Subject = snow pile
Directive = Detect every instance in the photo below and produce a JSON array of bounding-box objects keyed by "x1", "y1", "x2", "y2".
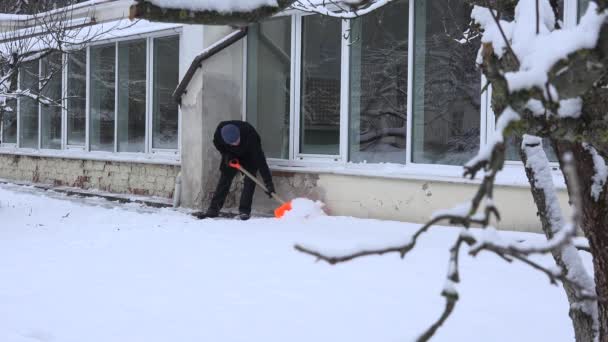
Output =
[
  {"x1": 282, "y1": 198, "x2": 326, "y2": 219},
  {"x1": 146, "y1": 0, "x2": 278, "y2": 13}
]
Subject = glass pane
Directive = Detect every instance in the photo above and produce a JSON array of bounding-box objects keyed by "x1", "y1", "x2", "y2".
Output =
[
  {"x1": 505, "y1": 136, "x2": 558, "y2": 162},
  {"x1": 300, "y1": 15, "x2": 341, "y2": 155},
  {"x1": 40, "y1": 52, "x2": 63, "y2": 150},
  {"x1": 67, "y1": 50, "x2": 86, "y2": 146},
  {"x1": 152, "y1": 36, "x2": 179, "y2": 150},
  {"x1": 19, "y1": 60, "x2": 40, "y2": 149},
  {"x1": 349, "y1": 0, "x2": 408, "y2": 164},
  {"x1": 247, "y1": 17, "x2": 291, "y2": 159},
  {"x1": 117, "y1": 39, "x2": 147, "y2": 153},
  {"x1": 1, "y1": 99, "x2": 17, "y2": 144},
  {"x1": 412, "y1": 0, "x2": 481, "y2": 165},
  {"x1": 578, "y1": 0, "x2": 590, "y2": 20},
  {"x1": 90, "y1": 44, "x2": 116, "y2": 152}
]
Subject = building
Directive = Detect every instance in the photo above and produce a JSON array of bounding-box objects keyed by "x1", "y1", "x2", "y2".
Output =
[{"x1": 0, "y1": 0, "x2": 591, "y2": 231}]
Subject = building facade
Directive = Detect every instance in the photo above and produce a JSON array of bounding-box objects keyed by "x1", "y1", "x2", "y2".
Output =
[{"x1": 0, "y1": 0, "x2": 592, "y2": 231}]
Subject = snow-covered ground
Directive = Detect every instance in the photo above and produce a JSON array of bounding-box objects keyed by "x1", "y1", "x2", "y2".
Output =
[{"x1": 0, "y1": 183, "x2": 591, "y2": 342}]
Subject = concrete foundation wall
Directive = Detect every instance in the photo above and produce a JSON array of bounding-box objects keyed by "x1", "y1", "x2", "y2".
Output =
[
  {"x1": 0, "y1": 154, "x2": 180, "y2": 198},
  {"x1": 240, "y1": 170, "x2": 570, "y2": 233}
]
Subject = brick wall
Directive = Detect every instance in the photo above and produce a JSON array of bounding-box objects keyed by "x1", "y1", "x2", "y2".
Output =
[{"x1": 0, "y1": 154, "x2": 180, "y2": 198}]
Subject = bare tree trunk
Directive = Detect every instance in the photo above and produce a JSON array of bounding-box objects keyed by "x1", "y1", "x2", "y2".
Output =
[
  {"x1": 554, "y1": 140, "x2": 608, "y2": 342},
  {"x1": 521, "y1": 138, "x2": 598, "y2": 342}
]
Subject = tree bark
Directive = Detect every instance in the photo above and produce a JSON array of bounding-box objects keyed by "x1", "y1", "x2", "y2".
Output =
[
  {"x1": 521, "y1": 138, "x2": 598, "y2": 342},
  {"x1": 555, "y1": 140, "x2": 608, "y2": 342}
]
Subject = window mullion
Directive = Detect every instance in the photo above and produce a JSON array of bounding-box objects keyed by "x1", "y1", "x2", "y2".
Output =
[
  {"x1": 16, "y1": 69, "x2": 21, "y2": 147},
  {"x1": 405, "y1": 0, "x2": 415, "y2": 165},
  {"x1": 293, "y1": 14, "x2": 302, "y2": 160},
  {"x1": 480, "y1": 74, "x2": 489, "y2": 149},
  {"x1": 339, "y1": 19, "x2": 350, "y2": 163},
  {"x1": 85, "y1": 46, "x2": 90, "y2": 152},
  {"x1": 146, "y1": 37, "x2": 152, "y2": 154},
  {"x1": 114, "y1": 42, "x2": 118, "y2": 154},
  {"x1": 38, "y1": 59, "x2": 42, "y2": 150},
  {"x1": 61, "y1": 53, "x2": 66, "y2": 149}
]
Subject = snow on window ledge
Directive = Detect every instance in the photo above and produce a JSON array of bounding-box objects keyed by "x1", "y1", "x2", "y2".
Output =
[
  {"x1": 268, "y1": 159, "x2": 566, "y2": 189},
  {"x1": 0, "y1": 147, "x2": 180, "y2": 166}
]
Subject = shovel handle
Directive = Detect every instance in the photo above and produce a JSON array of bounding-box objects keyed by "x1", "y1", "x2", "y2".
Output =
[{"x1": 228, "y1": 159, "x2": 285, "y2": 204}]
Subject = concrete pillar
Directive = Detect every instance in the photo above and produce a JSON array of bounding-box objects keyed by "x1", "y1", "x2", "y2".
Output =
[{"x1": 179, "y1": 25, "x2": 245, "y2": 210}]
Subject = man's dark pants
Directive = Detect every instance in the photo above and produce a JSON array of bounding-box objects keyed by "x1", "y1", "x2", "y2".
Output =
[{"x1": 207, "y1": 163, "x2": 258, "y2": 215}]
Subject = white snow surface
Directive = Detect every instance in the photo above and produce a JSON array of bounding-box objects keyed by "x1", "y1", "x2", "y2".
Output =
[
  {"x1": 0, "y1": 183, "x2": 593, "y2": 342},
  {"x1": 145, "y1": 0, "x2": 278, "y2": 13},
  {"x1": 282, "y1": 198, "x2": 326, "y2": 219}
]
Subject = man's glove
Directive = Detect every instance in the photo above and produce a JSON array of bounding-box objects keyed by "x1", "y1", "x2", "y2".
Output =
[{"x1": 264, "y1": 182, "x2": 275, "y2": 198}]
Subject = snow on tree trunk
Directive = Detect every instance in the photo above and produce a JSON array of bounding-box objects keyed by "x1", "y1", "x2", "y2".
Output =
[
  {"x1": 520, "y1": 136, "x2": 598, "y2": 342},
  {"x1": 554, "y1": 141, "x2": 608, "y2": 341}
]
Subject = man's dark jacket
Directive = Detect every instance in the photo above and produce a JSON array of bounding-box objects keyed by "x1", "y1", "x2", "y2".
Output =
[{"x1": 213, "y1": 120, "x2": 273, "y2": 187}]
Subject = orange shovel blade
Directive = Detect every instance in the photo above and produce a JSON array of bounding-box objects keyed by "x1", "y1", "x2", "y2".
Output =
[{"x1": 274, "y1": 202, "x2": 292, "y2": 218}]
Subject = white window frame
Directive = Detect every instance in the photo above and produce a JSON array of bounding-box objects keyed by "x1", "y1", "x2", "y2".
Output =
[{"x1": 0, "y1": 28, "x2": 182, "y2": 165}]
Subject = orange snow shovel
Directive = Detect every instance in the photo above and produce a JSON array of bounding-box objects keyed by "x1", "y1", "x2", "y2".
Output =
[{"x1": 228, "y1": 159, "x2": 292, "y2": 218}]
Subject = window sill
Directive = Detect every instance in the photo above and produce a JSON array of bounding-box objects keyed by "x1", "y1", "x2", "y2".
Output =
[
  {"x1": 268, "y1": 160, "x2": 566, "y2": 189},
  {"x1": 0, "y1": 147, "x2": 181, "y2": 166}
]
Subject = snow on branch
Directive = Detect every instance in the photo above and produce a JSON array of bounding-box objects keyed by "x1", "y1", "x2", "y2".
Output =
[
  {"x1": 464, "y1": 106, "x2": 520, "y2": 178},
  {"x1": 583, "y1": 143, "x2": 608, "y2": 202},
  {"x1": 290, "y1": 0, "x2": 396, "y2": 18},
  {"x1": 505, "y1": 2, "x2": 608, "y2": 94}
]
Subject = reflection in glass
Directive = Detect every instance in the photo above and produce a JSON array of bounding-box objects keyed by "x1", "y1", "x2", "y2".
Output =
[
  {"x1": 117, "y1": 40, "x2": 147, "y2": 153},
  {"x1": 300, "y1": 15, "x2": 341, "y2": 155},
  {"x1": 505, "y1": 136, "x2": 558, "y2": 162},
  {"x1": 2, "y1": 98, "x2": 17, "y2": 144},
  {"x1": 67, "y1": 51, "x2": 86, "y2": 146},
  {"x1": 349, "y1": 0, "x2": 408, "y2": 163},
  {"x1": 19, "y1": 60, "x2": 40, "y2": 149},
  {"x1": 90, "y1": 44, "x2": 116, "y2": 152},
  {"x1": 579, "y1": 0, "x2": 590, "y2": 20},
  {"x1": 41, "y1": 52, "x2": 63, "y2": 150},
  {"x1": 152, "y1": 36, "x2": 179, "y2": 150},
  {"x1": 412, "y1": 0, "x2": 481, "y2": 165},
  {"x1": 247, "y1": 17, "x2": 291, "y2": 159}
]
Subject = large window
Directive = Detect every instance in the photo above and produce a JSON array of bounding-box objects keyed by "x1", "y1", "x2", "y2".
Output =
[
  {"x1": 40, "y1": 53, "x2": 63, "y2": 150},
  {"x1": 117, "y1": 39, "x2": 147, "y2": 153},
  {"x1": 245, "y1": 1, "x2": 488, "y2": 167},
  {"x1": 1, "y1": 99, "x2": 17, "y2": 145},
  {"x1": 1, "y1": 32, "x2": 181, "y2": 159},
  {"x1": 19, "y1": 60, "x2": 40, "y2": 149},
  {"x1": 90, "y1": 43, "x2": 116, "y2": 152},
  {"x1": 299, "y1": 15, "x2": 342, "y2": 156},
  {"x1": 67, "y1": 51, "x2": 87, "y2": 146},
  {"x1": 349, "y1": 0, "x2": 409, "y2": 163},
  {"x1": 246, "y1": 17, "x2": 292, "y2": 159},
  {"x1": 152, "y1": 36, "x2": 180, "y2": 150},
  {"x1": 412, "y1": 0, "x2": 481, "y2": 165}
]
